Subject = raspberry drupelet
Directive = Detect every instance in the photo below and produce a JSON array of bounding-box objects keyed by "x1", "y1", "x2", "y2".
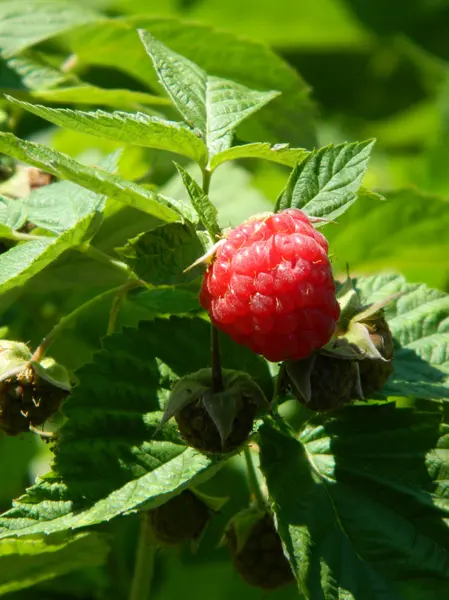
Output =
[{"x1": 200, "y1": 209, "x2": 340, "y2": 363}]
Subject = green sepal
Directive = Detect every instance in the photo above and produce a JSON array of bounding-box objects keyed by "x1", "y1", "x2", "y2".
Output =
[
  {"x1": 0, "y1": 340, "x2": 31, "y2": 381},
  {"x1": 284, "y1": 356, "x2": 316, "y2": 404},
  {"x1": 160, "y1": 368, "x2": 268, "y2": 445},
  {"x1": 31, "y1": 357, "x2": 71, "y2": 391},
  {"x1": 224, "y1": 507, "x2": 266, "y2": 553}
]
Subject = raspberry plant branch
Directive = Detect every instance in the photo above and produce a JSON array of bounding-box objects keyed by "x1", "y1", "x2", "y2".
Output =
[
  {"x1": 107, "y1": 279, "x2": 146, "y2": 335},
  {"x1": 31, "y1": 282, "x2": 144, "y2": 362},
  {"x1": 129, "y1": 512, "x2": 156, "y2": 600},
  {"x1": 79, "y1": 244, "x2": 138, "y2": 279}
]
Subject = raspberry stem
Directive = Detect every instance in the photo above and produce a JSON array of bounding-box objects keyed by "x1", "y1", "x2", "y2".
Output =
[
  {"x1": 32, "y1": 280, "x2": 146, "y2": 362},
  {"x1": 211, "y1": 326, "x2": 224, "y2": 392},
  {"x1": 202, "y1": 168, "x2": 211, "y2": 196},
  {"x1": 129, "y1": 512, "x2": 156, "y2": 600},
  {"x1": 244, "y1": 445, "x2": 266, "y2": 510}
]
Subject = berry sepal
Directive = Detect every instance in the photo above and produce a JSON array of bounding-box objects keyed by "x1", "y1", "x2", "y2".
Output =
[{"x1": 160, "y1": 368, "x2": 268, "y2": 454}]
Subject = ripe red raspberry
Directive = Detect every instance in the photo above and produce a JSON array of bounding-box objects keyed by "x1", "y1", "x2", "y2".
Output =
[{"x1": 200, "y1": 209, "x2": 340, "y2": 363}]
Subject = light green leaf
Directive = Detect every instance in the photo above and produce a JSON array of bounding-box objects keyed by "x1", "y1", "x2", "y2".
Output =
[
  {"x1": 0, "y1": 132, "x2": 180, "y2": 222},
  {"x1": 138, "y1": 30, "x2": 279, "y2": 159},
  {"x1": 65, "y1": 17, "x2": 315, "y2": 146},
  {"x1": 0, "y1": 212, "x2": 100, "y2": 296},
  {"x1": 0, "y1": 194, "x2": 27, "y2": 230},
  {"x1": 33, "y1": 84, "x2": 170, "y2": 108},
  {"x1": 22, "y1": 150, "x2": 120, "y2": 234},
  {"x1": 0, "y1": 0, "x2": 99, "y2": 58},
  {"x1": 210, "y1": 142, "x2": 309, "y2": 170},
  {"x1": 259, "y1": 408, "x2": 449, "y2": 599},
  {"x1": 327, "y1": 188, "x2": 449, "y2": 290},
  {"x1": 175, "y1": 164, "x2": 221, "y2": 240},
  {"x1": 0, "y1": 54, "x2": 67, "y2": 92},
  {"x1": 117, "y1": 222, "x2": 205, "y2": 286},
  {"x1": 354, "y1": 274, "x2": 449, "y2": 400},
  {"x1": 8, "y1": 97, "x2": 208, "y2": 165},
  {"x1": 275, "y1": 140, "x2": 375, "y2": 222},
  {"x1": 0, "y1": 533, "x2": 109, "y2": 595}
]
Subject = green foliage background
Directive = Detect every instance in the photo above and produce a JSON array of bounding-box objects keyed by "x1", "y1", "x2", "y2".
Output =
[{"x1": 0, "y1": 1, "x2": 449, "y2": 599}]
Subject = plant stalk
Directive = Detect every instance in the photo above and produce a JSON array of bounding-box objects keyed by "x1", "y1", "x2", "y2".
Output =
[
  {"x1": 211, "y1": 326, "x2": 224, "y2": 392},
  {"x1": 129, "y1": 512, "x2": 156, "y2": 600},
  {"x1": 202, "y1": 168, "x2": 212, "y2": 196},
  {"x1": 31, "y1": 282, "x2": 142, "y2": 362},
  {"x1": 244, "y1": 445, "x2": 266, "y2": 510}
]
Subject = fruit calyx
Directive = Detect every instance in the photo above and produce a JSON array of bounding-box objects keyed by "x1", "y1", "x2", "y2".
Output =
[{"x1": 160, "y1": 368, "x2": 268, "y2": 454}]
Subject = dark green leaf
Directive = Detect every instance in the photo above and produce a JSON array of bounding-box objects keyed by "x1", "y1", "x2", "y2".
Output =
[
  {"x1": 0, "y1": 533, "x2": 109, "y2": 595},
  {"x1": 354, "y1": 274, "x2": 449, "y2": 400},
  {"x1": 0, "y1": 323, "x2": 225, "y2": 538},
  {"x1": 259, "y1": 407, "x2": 449, "y2": 599},
  {"x1": 117, "y1": 222, "x2": 205, "y2": 286}
]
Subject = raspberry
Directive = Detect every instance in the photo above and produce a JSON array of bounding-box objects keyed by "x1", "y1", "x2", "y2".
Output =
[
  {"x1": 200, "y1": 209, "x2": 339, "y2": 362},
  {"x1": 149, "y1": 490, "x2": 210, "y2": 544},
  {"x1": 0, "y1": 369, "x2": 67, "y2": 436},
  {"x1": 175, "y1": 394, "x2": 258, "y2": 454},
  {"x1": 285, "y1": 353, "x2": 360, "y2": 412},
  {"x1": 226, "y1": 512, "x2": 294, "y2": 590}
]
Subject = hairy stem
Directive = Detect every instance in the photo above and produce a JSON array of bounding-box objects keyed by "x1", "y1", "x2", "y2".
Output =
[
  {"x1": 211, "y1": 325, "x2": 223, "y2": 393},
  {"x1": 31, "y1": 283, "x2": 134, "y2": 362},
  {"x1": 80, "y1": 244, "x2": 137, "y2": 279},
  {"x1": 129, "y1": 512, "x2": 156, "y2": 600},
  {"x1": 107, "y1": 279, "x2": 145, "y2": 335},
  {"x1": 244, "y1": 445, "x2": 266, "y2": 510}
]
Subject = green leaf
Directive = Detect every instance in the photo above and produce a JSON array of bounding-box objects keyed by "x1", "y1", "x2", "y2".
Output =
[
  {"x1": 32, "y1": 83, "x2": 171, "y2": 108},
  {"x1": 275, "y1": 140, "x2": 375, "y2": 221},
  {"x1": 209, "y1": 142, "x2": 309, "y2": 170},
  {"x1": 117, "y1": 222, "x2": 205, "y2": 286},
  {"x1": 0, "y1": 212, "x2": 100, "y2": 297},
  {"x1": 326, "y1": 188, "x2": 449, "y2": 290},
  {"x1": 0, "y1": 322, "x2": 230, "y2": 538},
  {"x1": 259, "y1": 407, "x2": 449, "y2": 599},
  {"x1": 66, "y1": 17, "x2": 315, "y2": 147},
  {"x1": 354, "y1": 274, "x2": 449, "y2": 400},
  {"x1": 0, "y1": 533, "x2": 109, "y2": 595},
  {"x1": 0, "y1": 132, "x2": 180, "y2": 222},
  {"x1": 8, "y1": 98, "x2": 208, "y2": 165},
  {"x1": 175, "y1": 164, "x2": 221, "y2": 240},
  {"x1": 0, "y1": 0, "x2": 99, "y2": 58},
  {"x1": 0, "y1": 194, "x2": 27, "y2": 230},
  {"x1": 138, "y1": 30, "x2": 279, "y2": 159},
  {"x1": 0, "y1": 54, "x2": 67, "y2": 92},
  {"x1": 22, "y1": 150, "x2": 121, "y2": 234}
]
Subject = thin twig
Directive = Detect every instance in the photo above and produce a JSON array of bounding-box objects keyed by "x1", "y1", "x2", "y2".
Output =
[{"x1": 129, "y1": 512, "x2": 156, "y2": 600}]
